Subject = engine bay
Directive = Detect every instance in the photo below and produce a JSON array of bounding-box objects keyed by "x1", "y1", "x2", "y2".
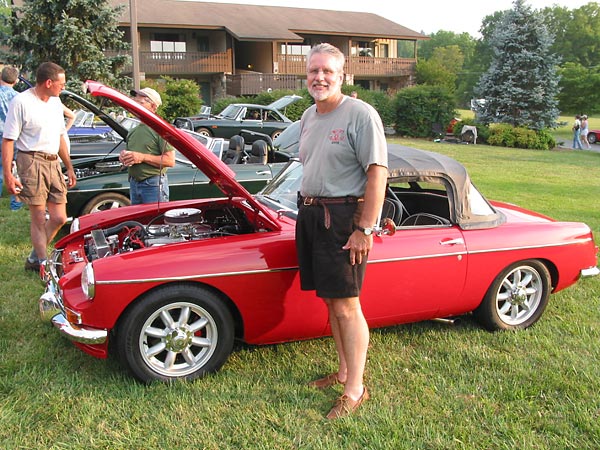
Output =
[{"x1": 84, "y1": 206, "x2": 254, "y2": 261}]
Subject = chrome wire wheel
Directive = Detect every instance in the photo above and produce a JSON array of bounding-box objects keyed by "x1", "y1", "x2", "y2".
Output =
[
  {"x1": 139, "y1": 301, "x2": 218, "y2": 378},
  {"x1": 474, "y1": 260, "x2": 551, "y2": 331},
  {"x1": 494, "y1": 266, "x2": 544, "y2": 326}
]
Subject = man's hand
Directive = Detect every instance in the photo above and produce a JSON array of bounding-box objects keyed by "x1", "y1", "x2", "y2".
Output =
[
  {"x1": 119, "y1": 149, "x2": 143, "y2": 167},
  {"x1": 343, "y1": 231, "x2": 373, "y2": 265},
  {"x1": 66, "y1": 168, "x2": 77, "y2": 188}
]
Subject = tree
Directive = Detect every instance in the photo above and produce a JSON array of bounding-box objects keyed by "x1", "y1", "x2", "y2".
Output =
[
  {"x1": 143, "y1": 77, "x2": 203, "y2": 122},
  {"x1": 475, "y1": 0, "x2": 560, "y2": 129},
  {"x1": 0, "y1": 0, "x2": 130, "y2": 91},
  {"x1": 557, "y1": 62, "x2": 600, "y2": 114}
]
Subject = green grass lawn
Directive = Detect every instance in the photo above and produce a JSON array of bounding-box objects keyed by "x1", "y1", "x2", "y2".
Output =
[{"x1": 1, "y1": 142, "x2": 599, "y2": 449}]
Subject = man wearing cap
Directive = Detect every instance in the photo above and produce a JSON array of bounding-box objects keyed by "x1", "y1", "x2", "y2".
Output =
[{"x1": 119, "y1": 87, "x2": 175, "y2": 204}]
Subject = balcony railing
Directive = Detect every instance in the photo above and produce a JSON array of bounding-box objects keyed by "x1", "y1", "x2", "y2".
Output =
[
  {"x1": 225, "y1": 73, "x2": 299, "y2": 96},
  {"x1": 109, "y1": 50, "x2": 233, "y2": 75},
  {"x1": 275, "y1": 54, "x2": 416, "y2": 77}
]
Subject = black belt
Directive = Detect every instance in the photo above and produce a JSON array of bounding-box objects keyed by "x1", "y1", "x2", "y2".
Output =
[
  {"x1": 24, "y1": 151, "x2": 59, "y2": 161},
  {"x1": 299, "y1": 195, "x2": 363, "y2": 228}
]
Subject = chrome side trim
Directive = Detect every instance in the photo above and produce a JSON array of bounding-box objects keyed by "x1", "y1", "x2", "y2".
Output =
[
  {"x1": 93, "y1": 238, "x2": 595, "y2": 285},
  {"x1": 51, "y1": 313, "x2": 108, "y2": 345}
]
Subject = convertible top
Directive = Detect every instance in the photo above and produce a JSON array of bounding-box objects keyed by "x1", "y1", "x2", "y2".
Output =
[{"x1": 386, "y1": 146, "x2": 505, "y2": 230}]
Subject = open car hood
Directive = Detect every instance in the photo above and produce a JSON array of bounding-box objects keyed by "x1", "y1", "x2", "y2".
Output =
[{"x1": 85, "y1": 80, "x2": 280, "y2": 230}]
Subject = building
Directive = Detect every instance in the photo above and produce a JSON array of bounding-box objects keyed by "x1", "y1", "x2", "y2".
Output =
[{"x1": 112, "y1": 0, "x2": 427, "y2": 103}]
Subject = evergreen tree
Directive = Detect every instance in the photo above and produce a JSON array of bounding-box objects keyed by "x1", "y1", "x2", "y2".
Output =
[
  {"x1": 475, "y1": 0, "x2": 560, "y2": 129},
  {"x1": 0, "y1": 0, "x2": 130, "y2": 91}
]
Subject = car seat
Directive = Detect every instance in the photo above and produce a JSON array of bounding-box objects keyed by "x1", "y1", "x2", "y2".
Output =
[{"x1": 223, "y1": 135, "x2": 244, "y2": 164}]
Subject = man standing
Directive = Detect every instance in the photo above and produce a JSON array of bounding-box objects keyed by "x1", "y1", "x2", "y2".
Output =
[
  {"x1": 296, "y1": 43, "x2": 388, "y2": 419},
  {"x1": 1, "y1": 62, "x2": 76, "y2": 272},
  {"x1": 119, "y1": 88, "x2": 175, "y2": 205},
  {"x1": 0, "y1": 66, "x2": 20, "y2": 208}
]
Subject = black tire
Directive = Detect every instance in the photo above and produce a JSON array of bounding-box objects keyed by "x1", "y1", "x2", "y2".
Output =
[
  {"x1": 271, "y1": 130, "x2": 282, "y2": 140},
  {"x1": 81, "y1": 192, "x2": 130, "y2": 215},
  {"x1": 196, "y1": 127, "x2": 212, "y2": 138},
  {"x1": 473, "y1": 260, "x2": 551, "y2": 331},
  {"x1": 588, "y1": 133, "x2": 597, "y2": 145},
  {"x1": 115, "y1": 284, "x2": 235, "y2": 383}
]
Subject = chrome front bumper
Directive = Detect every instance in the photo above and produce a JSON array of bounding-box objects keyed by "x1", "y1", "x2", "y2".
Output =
[
  {"x1": 39, "y1": 255, "x2": 107, "y2": 345},
  {"x1": 581, "y1": 266, "x2": 600, "y2": 278}
]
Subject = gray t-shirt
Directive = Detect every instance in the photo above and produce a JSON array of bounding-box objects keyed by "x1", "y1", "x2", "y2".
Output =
[{"x1": 299, "y1": 96, "x2": 388, "y2": 198}]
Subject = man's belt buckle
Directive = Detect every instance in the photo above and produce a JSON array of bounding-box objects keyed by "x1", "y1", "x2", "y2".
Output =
[{"x1": 303, "y1": 196, "x2": 315, "y2": 206}]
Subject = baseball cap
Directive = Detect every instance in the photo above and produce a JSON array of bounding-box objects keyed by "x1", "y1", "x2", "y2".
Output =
[{"x1": 130, "y1": 87, "x2": 162, "y2": 107}]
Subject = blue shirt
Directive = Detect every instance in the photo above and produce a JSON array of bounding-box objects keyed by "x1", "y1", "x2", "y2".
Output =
[{"x1": 0, "y1": 85, "x2": 18, "y2": 135}]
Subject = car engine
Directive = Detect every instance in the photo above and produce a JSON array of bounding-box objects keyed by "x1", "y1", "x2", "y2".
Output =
[{"x1": 84, "y1": 207, "x2": 252, "y2": 261}]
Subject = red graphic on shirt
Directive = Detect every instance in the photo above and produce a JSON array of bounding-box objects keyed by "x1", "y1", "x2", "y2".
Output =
[{"x1": 329, "y1": 129, "x2": 346, "y2": 144}]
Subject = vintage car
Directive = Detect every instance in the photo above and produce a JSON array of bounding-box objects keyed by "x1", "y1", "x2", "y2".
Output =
[
  {"x1": 39, "y1": 81, "x2": 599, "y2": 383},
  {"x1": 67, "y1": 109, "x2": 113, "y2": 143},
  {"x1": 174, "y1": 94, "x2": 302, "y2": 141},
  {"x1": 63, "y1": 92, "x2": 294, "y2": 218}
]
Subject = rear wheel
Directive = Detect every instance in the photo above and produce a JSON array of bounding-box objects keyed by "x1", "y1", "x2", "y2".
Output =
[
  {"x1": 115, "y1": 284, "x2": 235, "y2": 383},
  {"x1": 271, "y1": 130, "x2": 282, "y2": 140},
  {"x1": 588, "y1": 133, "x2": 597, "y2": 144},
  {"x1": 473, "y1": 260, "x2": 551, "y2": 331},
  {"x1": 81, "y1": 192, "x2": 130, "y2": 215},
  {"x1": 196, "y1": 127, "x2": 212, "y2": 138}
]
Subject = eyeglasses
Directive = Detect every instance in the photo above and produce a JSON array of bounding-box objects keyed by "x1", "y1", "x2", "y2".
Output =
[{"x1": 135, "y1": 95, "x2": 156, "y2": 107}]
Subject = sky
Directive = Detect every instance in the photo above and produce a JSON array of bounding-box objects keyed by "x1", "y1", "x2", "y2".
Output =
[{"x1": 189, "y1": 0, "x2": 591, "y2": 37}]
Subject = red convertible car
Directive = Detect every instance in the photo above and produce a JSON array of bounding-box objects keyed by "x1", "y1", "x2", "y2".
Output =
[{"x1": 39, "y1": 82, "x2": 599, "y2": 383}]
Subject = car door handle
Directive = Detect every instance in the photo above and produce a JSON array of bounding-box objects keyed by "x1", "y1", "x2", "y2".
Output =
[
  {"x1": 256, "y1": 170, "x2": 270, "y2": 175},
  {"x1": 440, "y1": 238, "x2": 464, "y2": 246}
]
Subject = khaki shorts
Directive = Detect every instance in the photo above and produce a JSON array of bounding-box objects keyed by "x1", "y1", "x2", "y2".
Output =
[{"x1": 16, "y1": 151, "x2": 67, "y2": 205}]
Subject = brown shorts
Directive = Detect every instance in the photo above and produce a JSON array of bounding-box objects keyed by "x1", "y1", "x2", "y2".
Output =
[
  {"x1": 295, "y1": 200, "x2": 366, "y2": 299},
  {"x1": 16, "y1": 151, "x2": 67, "y2": 205}
]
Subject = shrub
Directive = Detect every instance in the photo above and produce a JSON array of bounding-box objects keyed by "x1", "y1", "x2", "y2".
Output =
[
  {"x1": 452, "y1": 117, "x2": 491, "y2": 144},
  {"x1": 392, "y1": 85, "x2": 455, "y2": 138},
  {"x1": 141, "y1": 77, "x2": 202, "y2": 122},
  {"x1": 487, "y1": 124, "x2": 556, "y2": 150}
]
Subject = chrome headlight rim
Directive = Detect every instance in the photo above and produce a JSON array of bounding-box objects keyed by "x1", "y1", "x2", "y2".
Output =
[{"x1": 81, "y1": 262, "x2": 95, "y2": 300}]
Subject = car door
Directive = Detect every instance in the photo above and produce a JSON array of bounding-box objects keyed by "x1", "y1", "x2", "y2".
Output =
[{"x1": 361, "y1": 225, "x2": 468, "y2": 325}]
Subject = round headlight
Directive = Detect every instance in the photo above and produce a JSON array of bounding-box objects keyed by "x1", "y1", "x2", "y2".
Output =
[{"x1": 81, "y1": 262, "x2": 95, "y2": 300}]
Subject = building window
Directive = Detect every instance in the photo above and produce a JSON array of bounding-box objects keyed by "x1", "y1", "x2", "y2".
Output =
[
  {"x1": 197, "y1": 36, "x2": 209, "y2": 52},
  {"x1": 151, "y1": 33, "x2": 186, "y2": 53},
  {"x1": 378, "y1": 43, "x2": 389, "y2": 58},
  {"x1": 352, "y1": 41, "x2": 374, "y2": 57},
  {"x1": 280, "y1": 44, "x2": 311, "y2": 55}
]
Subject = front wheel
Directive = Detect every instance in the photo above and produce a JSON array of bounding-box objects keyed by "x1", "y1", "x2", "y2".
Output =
[
  {"x1": 271, "y1": 130, "x2": 282, "y2": 140},
  {"x1": 473, "y1": 260, "x2": 551, "y2": 331},
  {"x1": 588, "y1": 133, "x2": 597, "y2": 144},
  {"x1": 115, "y1": 284, "x2": 235, "y2": 383},
  {"x1": 81, "y1": 192, "x2": 130, "y2": 215}
]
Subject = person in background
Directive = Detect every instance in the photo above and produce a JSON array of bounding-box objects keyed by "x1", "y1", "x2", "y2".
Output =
[
  {"x1": 572, "y1": 114, "x2": 583, "y2": 150},
  {"x1": 0, "y1": 66, "x2": 20, "y2": 209},
  {"x1": 350, "y1": 90, "x2": 358, "y2": 98},
  {"x1": 119, "y1": 87, "x2": 175, "y2": 205},
  {"x1": 1, "y1": 62, "x2": 77, "y2": 272},
  {"x1": 580, "y1": 114, "x2": 591, "y2": 150},
  {"x1": 296, "y1": 43, "x2": 388, "y2": 419},
  {"x1": 62, "y1": 103, "x2": 75, "y2": 153}
]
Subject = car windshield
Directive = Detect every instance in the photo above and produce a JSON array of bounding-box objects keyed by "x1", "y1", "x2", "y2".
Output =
[
  {"x1": 256, "y1": 160, "x2": 302, "y2": 214},
  {"x1": 217, "y1": 104, "x2": 243, "y2": 120}
]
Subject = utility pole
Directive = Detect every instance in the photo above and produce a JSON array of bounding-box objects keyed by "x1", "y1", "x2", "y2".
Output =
[{"x1": 130, "y1": 0, "x2": 140, "y2": 89}]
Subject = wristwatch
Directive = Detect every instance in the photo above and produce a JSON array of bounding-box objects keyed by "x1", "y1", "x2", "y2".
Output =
[{"x1": 356, "y1": 225, "x2": 373, "y2": 236}]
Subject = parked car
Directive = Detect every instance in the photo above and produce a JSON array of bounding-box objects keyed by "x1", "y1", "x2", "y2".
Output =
[
  {"x1": 39, "y1": 81, "x2": 599, "y2": 383},
  {"x1": 174, "y1": 95, "x2": 302, "y2": 141},
  {"x1": 68, "y1": 109, "x2": 114, "y2": 143},
  {"x1": 587, "y1": 129, "x2": 599, "y2": 145}
]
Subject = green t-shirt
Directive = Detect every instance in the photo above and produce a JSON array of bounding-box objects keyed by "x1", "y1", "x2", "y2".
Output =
[{"x1": 126, "y1": 123, "x2": 174, "y2": 181}]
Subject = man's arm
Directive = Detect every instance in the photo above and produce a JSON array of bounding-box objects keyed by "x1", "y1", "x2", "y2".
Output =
[
  {"x1": 343, "y1": 163, "x2": 388, "y2": 265},
  {"x1": 58, "y1": 134, "x2": 76, "y2": 188},
  {"x1": 1, "y1": 138, "x2": 21, "y2": 194},
  {"x1": 119, "y1": 149, "x2": 176, "y2": 168}
]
